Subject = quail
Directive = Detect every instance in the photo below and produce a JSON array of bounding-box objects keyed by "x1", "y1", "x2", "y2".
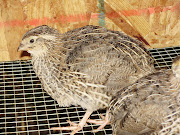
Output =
[
  {"x1": 109, "y1": 56, "x2": 180, "y2": 135},
  {"x1": 18, "y1": 25, "x2": 155, "y2": 134}
]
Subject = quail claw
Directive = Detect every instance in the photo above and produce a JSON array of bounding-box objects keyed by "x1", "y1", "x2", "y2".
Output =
[
  {"x1": 51, "y1": 120, "x2": 87, "y2": 135},
  {"x1": 87, "y1": 111, "x2": 110, "y2": 132},
  {"x1": 51, "y1": 110, "x2": 93, "y2": 135}
]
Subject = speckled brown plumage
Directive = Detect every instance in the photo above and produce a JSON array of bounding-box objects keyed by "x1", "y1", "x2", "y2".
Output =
[
  {"x1": 18, "y1": 25, "x2": 155, "y2": 134},
  {"x1": 109, "y1": 56, "x2": 180, "y2": 135}
]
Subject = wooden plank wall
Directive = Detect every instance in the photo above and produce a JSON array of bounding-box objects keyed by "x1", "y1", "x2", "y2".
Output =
[{"x1": 0, "y1": 0, "x2": 179, "y2": 61}]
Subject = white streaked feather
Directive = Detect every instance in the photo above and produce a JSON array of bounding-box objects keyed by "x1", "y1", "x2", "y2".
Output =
[
  {"x1": 39, "y1": 34, "x2": 57, "y2": 40},
  {"x1": 85, "y1": 83, "x2": 106, "y2": 88}
]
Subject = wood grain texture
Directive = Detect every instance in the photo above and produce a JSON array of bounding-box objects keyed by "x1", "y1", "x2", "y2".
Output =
[
  {"x1": 0, "y1": 0, "x2": 26, "y2": 61},
  {"x1": 0, "y1": 0, "x2": 179, "y2": 61},
  {"x1": 105, "y1": 0, "x2": 152, "y2": 39},
  {"x1": 105, "y1": 0, "x2": 180, "y2": 48}
]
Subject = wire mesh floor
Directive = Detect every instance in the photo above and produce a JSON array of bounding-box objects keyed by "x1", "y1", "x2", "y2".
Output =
[{"x1": 0, "y1": 46, "x2": 180, "y2": 135}]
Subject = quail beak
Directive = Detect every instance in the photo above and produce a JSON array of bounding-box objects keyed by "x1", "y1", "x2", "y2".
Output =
[{"x1": 17, "y1": 43, "x2": 25, "y2": 52}]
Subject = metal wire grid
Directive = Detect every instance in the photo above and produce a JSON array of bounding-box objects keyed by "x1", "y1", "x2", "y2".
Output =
[
  {"x1": 149, "y1": 46, "x2": 180, "y2": 69},
  {"x1": 0, "y1": 46, "x2": 179, "y2": 135}
]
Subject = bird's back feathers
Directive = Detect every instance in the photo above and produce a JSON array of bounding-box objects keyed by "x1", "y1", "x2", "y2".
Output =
[{"x1": 109, "y1": 56, "x2": 180, "y2": 135}]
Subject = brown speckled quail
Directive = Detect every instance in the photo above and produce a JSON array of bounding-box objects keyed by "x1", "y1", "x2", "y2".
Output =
[
  {"x1": 18, "y1": 25, "x2": 155, "y2": 134},
  {"x1": 109, "y1": 56, "x2": 180, "y2": 135}
]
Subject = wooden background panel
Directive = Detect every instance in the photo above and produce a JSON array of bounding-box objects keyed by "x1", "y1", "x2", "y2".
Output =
[
  {"x1": 105, "y1": 0, "x2": 180, "y2": 48},
  {"x1": 0, "y1": 0, "x2": 179, "y2": 61},
  {"x1": 0, "y1": 0, "x2": 26, "y2": 61},
  {"x1": 0, "y1": 19, "x2": 10, "y2": 61},
  {"x1": 22, "y1": 0, "x2": 91, "y2": 33}
]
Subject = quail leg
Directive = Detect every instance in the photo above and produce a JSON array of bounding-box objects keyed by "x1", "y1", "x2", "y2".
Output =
[
  {"x1": 51, "y1": 110, "x2": 93, "y2": 135},
  {"x1": 87, "y1": 110, "x2": 110, "y2": 132}
]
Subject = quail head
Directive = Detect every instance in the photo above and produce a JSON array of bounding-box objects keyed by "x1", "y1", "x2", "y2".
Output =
[
  {"x1": 109, "y1": 56, "x2": 180, "y2": 135},
  {"x1": 18, "y1": 25, "x2": 155, "y2": 134}
]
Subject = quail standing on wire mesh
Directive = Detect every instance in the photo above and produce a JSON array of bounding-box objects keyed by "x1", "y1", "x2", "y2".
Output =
[
  {"x1": 109, "y1": 56, "x2": 180, "y2": 135},
  {"x1": 18, "y1": 25, "x2": 155, "y2": 134}
]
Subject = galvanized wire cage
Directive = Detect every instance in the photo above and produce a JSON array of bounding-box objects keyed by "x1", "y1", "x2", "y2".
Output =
[{"x1": 0, "y1": 46, "x2": 180, "y2": 135}]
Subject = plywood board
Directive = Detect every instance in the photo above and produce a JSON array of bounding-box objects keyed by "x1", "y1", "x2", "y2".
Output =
[{"x1": 0, "y1": 0, "x2": 179, "y2": 61}]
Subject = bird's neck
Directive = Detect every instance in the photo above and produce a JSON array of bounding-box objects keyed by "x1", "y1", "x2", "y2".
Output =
[{"x1": 31, "y1": 51, "x2": 67, "y2": 77}]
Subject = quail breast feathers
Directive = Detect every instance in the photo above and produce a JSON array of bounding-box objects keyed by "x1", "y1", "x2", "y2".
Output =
[{"x1": 18, "y1": 25, "x2": 155, "y2": 134}]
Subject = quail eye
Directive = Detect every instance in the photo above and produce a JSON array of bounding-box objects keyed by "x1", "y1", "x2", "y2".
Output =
[{"x1": 30, "y1": 39, "x2": 34, "y2": 43}]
